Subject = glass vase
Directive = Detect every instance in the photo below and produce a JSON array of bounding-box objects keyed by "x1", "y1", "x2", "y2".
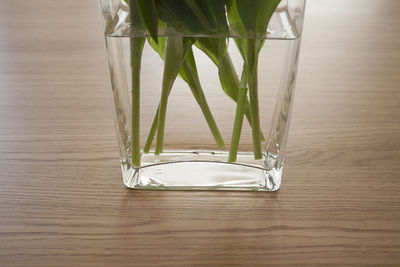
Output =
[{"x1": 99, "y1": 0, "x2": 306, "y2": 191}]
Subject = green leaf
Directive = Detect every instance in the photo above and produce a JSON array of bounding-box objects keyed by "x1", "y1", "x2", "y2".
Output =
[
  {"x1": 157, "y1": 0, "x2": 228, "y2": 36},
  {"x1": 195, "y1": 37, "x2": 227, "y2": 65},
  {"x1": 226, "y1": 0, "x2": 247, "y2": 37},
  {"x1": 135, "y1": 0, "x2": 159, "y2": 42},
  {"x1": 235, "y1": 0, "x2": 281, "y2": 38},
  {"x1": 184, "y1": 0, "x2": 213, "y2": 30},
  {"x1": 127, "y1": 0, "x2": 143, "y2": 28},
  {"x1": 201, "y1": 0, "x2": 229, "y2": 35},
  {"x1": 157, "y1": 0, "x2": 203, "y2": 33},
  {"x1": 148, "y1": 36, "x2": 166, "y2": 59}
]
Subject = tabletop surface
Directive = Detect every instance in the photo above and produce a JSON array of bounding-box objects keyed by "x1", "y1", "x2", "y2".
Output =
[{"x1": 1, "y1": 0, "x2": 400, "y2": 266}]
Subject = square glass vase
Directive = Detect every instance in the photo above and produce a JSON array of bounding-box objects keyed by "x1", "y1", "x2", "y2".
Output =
[{"x1": 99, "y1": 0, "x2": 306, "y2": 191}]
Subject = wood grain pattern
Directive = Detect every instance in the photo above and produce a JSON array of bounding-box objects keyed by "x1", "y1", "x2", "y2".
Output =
[{"x1": 1, "y1": 0, "x2": 400, "y2": 266}]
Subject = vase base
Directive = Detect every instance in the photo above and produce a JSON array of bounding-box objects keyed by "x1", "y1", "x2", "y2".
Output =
[{"x1": 121, "y1": 153, "x2": 282, "y2": 191}]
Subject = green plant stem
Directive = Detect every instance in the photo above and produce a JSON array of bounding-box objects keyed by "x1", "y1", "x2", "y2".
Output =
[
  {"x1": 143, "y1": 105, "x2": 159, "y2": 153},
  {"x1": 189, "y1": 85, "x2": 225, "y2": 147},
  {"x1": 181, "y1": 52, "x2": 225, "y2": 147},
  {"x1": 144, "y1": 74, "x2": 225, "y2": 152},
  {"x1": 246, "y1": 38, "x2": 262, "y2": 159},
  {"x1": 130, "y1": 37, "x2": 145, "y2": 166},
  {"x1": 143, "y1": 76, "x2": 226, "y2": 151},
  {"x1": 218, "y1": 51, "x2": 265, "y2": 142},
  {"x1": 228, "y1": 65, "x2": 248, "y2": 162},
  {"x1": 143, "y1": 41, "x2": 225, "y2": 152},
  {"x1": 155, "y1": 36, "x2": 193, "y2": 155}
]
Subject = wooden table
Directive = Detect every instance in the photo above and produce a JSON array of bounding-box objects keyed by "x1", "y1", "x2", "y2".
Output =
[{"x1": 1, "y1": 0, "x2": 399, "y2": 265}]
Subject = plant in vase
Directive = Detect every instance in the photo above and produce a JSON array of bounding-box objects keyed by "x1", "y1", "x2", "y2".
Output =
[
  {"x1": 127, "y1": 0, "x2": 281, "y2": 166},
  {"x1": 100, "y1": 0, "x2": 306, "y2": 190}
]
